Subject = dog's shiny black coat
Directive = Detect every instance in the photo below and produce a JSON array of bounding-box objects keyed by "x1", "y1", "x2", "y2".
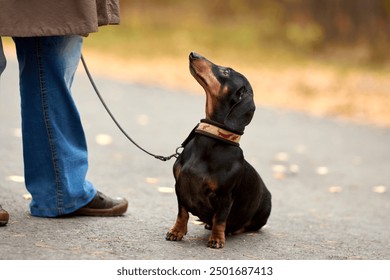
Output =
[{"x1": 166, "y1": 52, "x2": 271, "y2": 248}]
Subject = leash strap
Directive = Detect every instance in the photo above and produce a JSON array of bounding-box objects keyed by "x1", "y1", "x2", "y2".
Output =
[{"x1": 80, "y1": 54, "x2": 181, "y2": 161}]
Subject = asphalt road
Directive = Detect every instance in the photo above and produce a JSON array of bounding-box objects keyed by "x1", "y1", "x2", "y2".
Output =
[{"x1": 0, "y1": 57, "x2": 389, "y2": 260}]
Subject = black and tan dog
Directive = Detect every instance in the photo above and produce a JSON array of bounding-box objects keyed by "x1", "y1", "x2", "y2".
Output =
[{"x1": 166, "y1": 52, "x2": 271, "y2": 249}]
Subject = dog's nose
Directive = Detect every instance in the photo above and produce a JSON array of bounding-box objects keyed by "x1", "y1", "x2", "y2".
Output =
[{"x1": 189, "y1": 52, "x2": 202, "y2": 60}]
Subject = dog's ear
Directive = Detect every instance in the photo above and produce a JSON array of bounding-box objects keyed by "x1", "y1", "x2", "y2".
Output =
[{"x1": 224, "y1": 87, "x2": 255, "y2": 133}]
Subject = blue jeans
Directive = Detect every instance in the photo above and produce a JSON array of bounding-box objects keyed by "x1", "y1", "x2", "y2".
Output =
[
  {"x1": 0, "y1": 38, "x2": 6, "y2": 75},
  {"x1": 8, "y1": 36, "x2": 96, "y2": 217}
]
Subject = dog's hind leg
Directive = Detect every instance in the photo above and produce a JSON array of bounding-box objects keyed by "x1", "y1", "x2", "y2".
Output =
[
  {"x1": 166, "y1": 206, "x2": 189, "y2": 241},
  {"x1": 245, "y1": 190, "x2": 272, "y2": 232}
]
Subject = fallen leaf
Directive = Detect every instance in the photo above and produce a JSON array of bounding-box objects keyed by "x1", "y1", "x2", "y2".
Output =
[
  {"x1": 316, "y1": 166, "x2": 329, "y2": 175},
  {"x1": 272, "y1": 164, "x2": 287, "y2": 173},
  {"x1": 145, "y1": 177, "x2": 159, "y2": 184},
  {"x1": 372, "y1": 185, "x2": 387, "y2": 194},
  {"x1": 273, "y1": 172, "x2": 285, "y2": 180},
  {"x1": 13, "y1": 128, "x2": 22, "y2": 138},
  {"x1": 289, "y1": 164, "x2": 300, "y2": 174},
  {"x1": 95, "y1": 134, "x2": 113, "y2": 146},
  {"x1": 6, "y1": 175, "x2": 25, "y2": 183},
  {"x1": 328, "y1": 186, "x2": 342, "y2": 193},
  {"x1": 272, "y1": 164, "x2": 286, "y2": 180},
  {"x1": 275, "y1": 152, "x2": 289, "y2": 162},
  {"x1": 23, "y1": 193, "x2": 32, "y2": 200},
  {"x1": 137, "y1": 114, "x2": 149, "y2": 126},
  {"x1": 157, "y1": 187, "x2": 174, "y2": 193}
]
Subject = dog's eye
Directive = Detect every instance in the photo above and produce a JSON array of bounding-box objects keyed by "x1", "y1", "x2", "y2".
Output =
[
  {"x1": 222, "y1": 68, "x2": 231, "y2": 76},
  {"x1": 237, "y1": 87, "x2": 246, "y2": 100}
]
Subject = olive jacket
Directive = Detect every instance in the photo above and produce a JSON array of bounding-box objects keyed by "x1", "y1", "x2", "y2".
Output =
[{"x1": 0, "y1": 0, "x2": 120, "y2": 37}]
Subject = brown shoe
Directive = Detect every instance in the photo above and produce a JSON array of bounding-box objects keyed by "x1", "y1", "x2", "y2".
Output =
[
  {"x1": 0, "y1": 205, "x2": 9, "y2": 226},
  {"x1": 73, "y1": 191, "x2": 128, "y2": 216}
]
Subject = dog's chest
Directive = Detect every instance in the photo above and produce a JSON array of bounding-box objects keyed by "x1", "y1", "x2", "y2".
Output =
[
  {"x1": 174, "y1": 137, "x2": 244, "y2": 212},
  {"x1": 174, "y1": 156, "x2": 220, "y2": 216}
]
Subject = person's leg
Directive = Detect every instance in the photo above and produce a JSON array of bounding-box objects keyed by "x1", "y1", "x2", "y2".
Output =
[
  {"x1": 0, "y1": 37, "x2": 6, "y2": 75},
  {"x1": 13, "y1": 36, "x2": 96, "y2": 217},
  {"x1": 1, "y1": 38, "x2": 10, "y2": 226}
]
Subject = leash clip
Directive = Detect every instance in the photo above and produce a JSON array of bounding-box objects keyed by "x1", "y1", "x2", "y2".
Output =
[
  {"x1": 154, "y1": 146, "x2": 183, "y2": 162},
  {"x1": 175, "y1": 146, "x2": 184, "y2": 157}
]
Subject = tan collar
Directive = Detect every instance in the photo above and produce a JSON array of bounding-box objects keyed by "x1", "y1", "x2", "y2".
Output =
[{"x1": 195, "y1": 121, "x2": 241, "y2": 146}]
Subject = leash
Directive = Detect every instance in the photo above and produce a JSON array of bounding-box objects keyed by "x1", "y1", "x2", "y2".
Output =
[{"x1": 80, "y1": 54, "x2": 182, "y2": 161}]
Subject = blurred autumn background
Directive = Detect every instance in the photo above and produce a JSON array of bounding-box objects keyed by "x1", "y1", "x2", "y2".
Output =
[{"x1": 82, "y1": 0, "x2": 390, "y2": 126}]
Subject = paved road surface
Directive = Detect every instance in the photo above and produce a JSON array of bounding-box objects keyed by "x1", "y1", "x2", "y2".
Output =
[{"x1": 0, "y1": 57, "x2": 389, "y2": 260}]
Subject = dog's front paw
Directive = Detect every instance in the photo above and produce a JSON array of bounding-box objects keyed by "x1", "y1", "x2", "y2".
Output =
[
  {"x1": 208, "y1": 236, "x2": 225, "y2": 249},
  {"x1": 166, "y1": 228, "x2": 186, "y2": 241}
]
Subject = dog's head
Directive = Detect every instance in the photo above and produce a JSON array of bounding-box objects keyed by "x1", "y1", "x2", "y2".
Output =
[{"x1": 189, "y1": 52, "x2": 255, "y2": 133}]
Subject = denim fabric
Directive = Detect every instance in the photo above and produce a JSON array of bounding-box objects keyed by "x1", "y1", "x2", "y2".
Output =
[
  {"x1": 13, "y1": 36, "x2": 96, "y2": 217},
  {"x1": 0, "y1": 38, "x2": 6, "y2": 75}
]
